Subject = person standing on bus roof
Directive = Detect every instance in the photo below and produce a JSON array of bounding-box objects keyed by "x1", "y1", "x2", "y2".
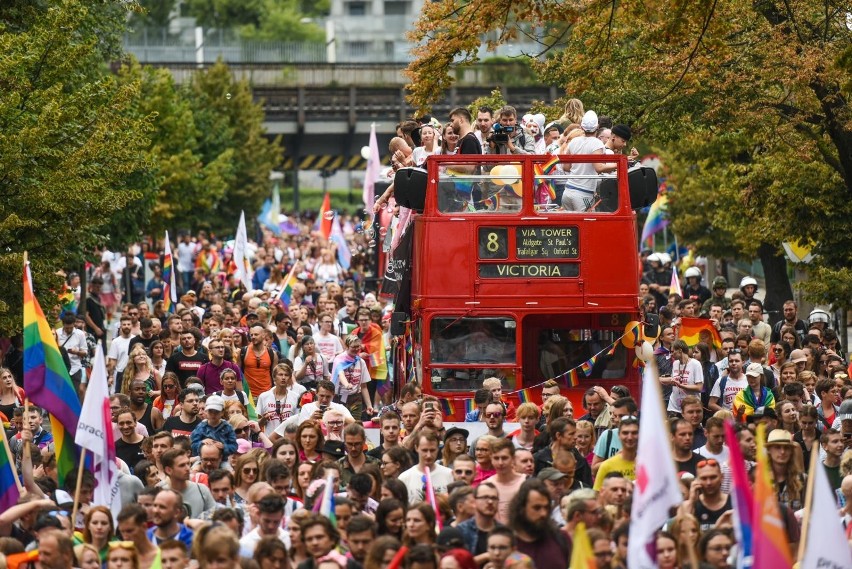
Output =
[{"x1": 448, "y1": 108, "x2": 482, "y2": 164}]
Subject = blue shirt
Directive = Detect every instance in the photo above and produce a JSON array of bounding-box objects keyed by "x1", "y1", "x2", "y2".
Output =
[{"x1": 147, "y1": 524, "x2": 194, "y2": 550}]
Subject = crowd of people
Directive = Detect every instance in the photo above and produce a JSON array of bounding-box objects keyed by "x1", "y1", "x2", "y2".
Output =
[{"x1": 0, "y1": 97, "x2": 851, "y2": 569}]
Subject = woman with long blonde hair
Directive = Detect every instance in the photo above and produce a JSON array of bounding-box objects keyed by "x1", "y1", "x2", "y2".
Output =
[
  {"x1": 121, "y1": 346, "x2": 159, "y2": 399},
  {"x1": 558, "y1": 98, "x2": 584, "y2": 126},
  {"x1": 0, "y1": 367, "x2": 25, "y2": 424}
]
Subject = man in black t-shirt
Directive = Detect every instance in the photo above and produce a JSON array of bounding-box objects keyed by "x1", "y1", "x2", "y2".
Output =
[
  {"x1": 166, "y1": 330, "x2": 208, "y2": 387},
  {"x1": 116, "y1": 409, "x2": 146, "y2": 473},
  {"x1": 671, "y1": 418, "x2": 706, "y2": 476},
  {"x1": 440, "y1": 107, "x2": 483, "y2": 212},
  {"x1": 450, "y1": 106, "x2": 483, "y2": 157},
  {"x1": 162, "y1": 388, "x2": 202, "y2": 437},
  {"x1": 128, "y1": 318, "x2": 158, "y2": 353},
  {"x1": 692, "y1": 459, "x2": 732, "y2": 531}
]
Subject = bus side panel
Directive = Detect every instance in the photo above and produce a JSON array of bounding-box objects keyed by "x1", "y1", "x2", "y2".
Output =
[
  {"x1": 582, "y1": 218, "x2": 641, "y2": 308},
  {"x1": 411, "y1": 216, "x2": 473, "y2": 305}
]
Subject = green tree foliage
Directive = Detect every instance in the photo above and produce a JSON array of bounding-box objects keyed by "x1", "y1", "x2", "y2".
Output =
[
  {"x1": 406, "y1": 0, "x2": 852, "y2": 309},
  {"x1": 0, "y1": 0, "x2": 155, "y2": 334},
  {"x1": 183, "y1": 0, "x2": 325, "y2": 40},
  {"x1": 131, "y1": 0, "x2": 177, "y2": 28},
  {"x1": 186, "y1": 60, "x2": 283, "y2": 234}
]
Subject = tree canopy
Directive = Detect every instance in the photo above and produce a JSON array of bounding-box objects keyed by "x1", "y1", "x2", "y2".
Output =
[{"x1": 406, "y1": 0, "x2": 852, "y2": 309}]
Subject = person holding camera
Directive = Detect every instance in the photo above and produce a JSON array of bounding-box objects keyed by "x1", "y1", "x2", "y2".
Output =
[{"x1": 485, "y1": 106, "x2": 536, "y2": 155}]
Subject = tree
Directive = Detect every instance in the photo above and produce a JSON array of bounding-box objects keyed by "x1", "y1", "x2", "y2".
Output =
[
  {"x1": 130, "y1": 0, "x2": 177, "y2": 28},
  {"x1": 406, "y1": 0, "x2": 852, "y2": 310},
  {"x1": 236, "y1": 0, "x2": 325, "y2": 43},
  {"x1": 186, "y1": 60, "x2": 282, "y2": 234},
  {"x1": 0, "y1": 0, "x2": 155, "y2": 334}
]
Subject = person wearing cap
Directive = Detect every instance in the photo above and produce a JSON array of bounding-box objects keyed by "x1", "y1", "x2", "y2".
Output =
[
  {"x1": 536, "y1": 468, "x2": 570, "y2": 525},
  {"x1": 789, "y1": 348, "x2": 808, "y2": 374},
  {"x1": 733, "y1": 363, "x2": 776, "y2": 422},
  {"x1": 831, "y1": 399, "x2": 852, "y2": 434},
  {"x1": 603, "y1": 124, "x2": 639, "y2": 163},
  {"x1": 190, "y1": 394, "x2": 238, "y2": 458},
  {"x1": 765, "y1": 429, "x2": 806, "y2": 511},
  {"x1": 561, "y1": 110, "x2": 617, "y2": 211},
  {"x1": 322, "y1": 440, "x2": 345, "y2": 462}
]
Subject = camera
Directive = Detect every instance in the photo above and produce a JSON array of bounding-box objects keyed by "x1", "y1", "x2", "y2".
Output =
[{"x1": 489, "y1": 123, "x2": 515, "y2": 144}]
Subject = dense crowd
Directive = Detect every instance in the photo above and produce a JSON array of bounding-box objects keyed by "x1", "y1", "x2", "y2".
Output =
[{"x1": 1, "y1": 98, "x2": 851, "y2": 569}]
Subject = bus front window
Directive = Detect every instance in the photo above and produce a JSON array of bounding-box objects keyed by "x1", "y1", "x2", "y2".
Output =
[
  {"x1": 537, "y1": 329, "x2": 628, "y2": 381},
  {"x1": 429, "y1": 316, "x2": 517, "y2": 392},
  {"x1": 437, "y1": 161, "x2": 523, "y2": 214}
]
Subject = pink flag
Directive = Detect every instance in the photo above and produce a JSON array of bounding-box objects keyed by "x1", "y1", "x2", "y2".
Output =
[
  {"x1": 362, "y1": 124, "x2": 380, "y2": 211},
  {"x1": 670, "y1": 265, "x2": 683, "y2": 297},
  {"x1": 423, "y1": 467, "x2": 443, "y2": 532},
  {"x1": 724, "y1": 421, "x2": 753, "y2": 568}
]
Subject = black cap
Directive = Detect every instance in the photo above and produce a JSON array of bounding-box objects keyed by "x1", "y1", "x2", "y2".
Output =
[
  {"x1": 322, "y1": 440, "x2": 345, "y2": 458},
  {"x1": 444, "y1": 427, "x2": 470, "y2": 442},
  {"x1": 436, "y1": 526, "x2": 465, "y2": 549},
  {"x1": 612, "y1": 124, "x2": 632, "y2": 142}
]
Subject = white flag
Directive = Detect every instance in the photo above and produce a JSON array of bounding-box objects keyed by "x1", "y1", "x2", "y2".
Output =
[
  {"x1": 163, "y1": 230, "x2": 177, "y2": 306},
  {"x1": 800, "y1": 457, "x2": 852, "y2": 569},
  {"x1": 234, "y1": 211, "x2": 253, "y2": 291},
  {"x1": 74, "y1": 345, "x2": 121, "y2": 519},
  {"x1": 628, "y1": 364, "x2": 684, "y2": 569},
  {"x1": 670, "y1": 264, "x2": 683, "y2": 297},
  {"x1": 362, "y1": 123, "x2": 380, "y2": 211}
]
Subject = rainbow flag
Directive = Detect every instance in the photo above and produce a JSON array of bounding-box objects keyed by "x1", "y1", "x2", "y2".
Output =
[
  {"x1": 565, "y1": 368, "x2": 580, "y2": 387},
  {"x1": 23, "y1": 261, "x2": 82, "y2": 486},
  {"x1": 606, "y1": 343, "x2": 618, "y2": 356},
  {"x1": 240, "y1": 374, "x2": 258, "y2": 421},
  {"x1": 317, "y1": 193, "x2": 333, "y2": 239},
  {"x1": 465, "y1": 399, "x2": 476, "y2": 416},
  {"x1": 724, "y1": 421, "x2": 753, "y2": 568},
  {"x1": 316, "y1": 473, "x2": 337, "y2": 526},
  {"x1": 678, "y1": 317, "x2": 722, "y2": 349},
  {"x1": 640, "y1": 191, "x2": 669, "y2": 244},
  {"x1": 670, "y1": 264, "x2": 683, "y2": 297},
  {"x1": 162, "y1": 231, "x2": 177, "y2": 314},
  {"x1": 569, "y1": 522, "x2": 596, "y2": 569},
  {"x1": 534, "y1": 156, "x2": 559, "y2": 201},
  {"x1": 423, "y1": 466, "x2": 443, "y2": 532},
  {"x1": 440, "y1": 399, "x2": 455, "y2": 416},
  {"x1": 517, "y1": 389, "x2": 532, "y2": 404},
  {"x1": 0, "y1": 428, "x2": 20, "y2": 511},
  {"x1": 580, "y1": 357, "x2": 596, "y2": 377},
  {"x1": 276, "y1": 263, "x2": 299, "y2": 307},
  {"x1": 752, "y1": 424, "x2": 793, "y2": 569}
]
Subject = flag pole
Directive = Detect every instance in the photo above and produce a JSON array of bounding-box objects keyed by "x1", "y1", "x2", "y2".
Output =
[
  {"x1": 795, "y1": 440, "x2": 819, "y2": 563},
  {"x1": 70, "y1": 448, "x2": 87, "y2": 529},
  {"x1": 0, "y1": 419, "x2": 23, "y2": 493},
  {"x1": 21, "y1": 399, "x2": 31, "y2": 489}
]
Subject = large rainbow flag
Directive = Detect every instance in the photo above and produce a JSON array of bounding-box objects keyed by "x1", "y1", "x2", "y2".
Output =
[
  {"x1": 23, "y1": 260, "x2": 82, "y2": 486},
  {"x1": 678, "y1": 317, "x2": 722, "y2": 349},
  {"x1": 276, "y1": 263, "x2": 299, "y2": 307}
]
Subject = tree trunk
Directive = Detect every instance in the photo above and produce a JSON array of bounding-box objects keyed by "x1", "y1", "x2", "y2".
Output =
[{"x1": 757, "y1": 242, "x2": 793, "y2": 327}]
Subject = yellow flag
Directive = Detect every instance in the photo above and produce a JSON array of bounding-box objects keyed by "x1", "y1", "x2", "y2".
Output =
[{"x1": 570, "y1": 522, "x2": 597, "y2": 569}]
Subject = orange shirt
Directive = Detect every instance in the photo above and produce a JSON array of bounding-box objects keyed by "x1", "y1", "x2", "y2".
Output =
[{"x1": 243, "y1": 348, "x2": 274, "y2": 399}]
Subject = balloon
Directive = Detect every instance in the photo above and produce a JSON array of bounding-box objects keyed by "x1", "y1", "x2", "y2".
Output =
[
  {"x1": 323, "y1": 210, "x2": 335, "y2": 221},
  {"x1": 635, "y1": 341, "x2": 654, "y2": 363},
  {"x1": 498, "y1": 164, "x2": 521, "y2": 186},
  {"x1": 361, "y1": 146, "x2": 371, "y2": 160},
  {"x1": 621, "y1": 320, "x2": 641, "y2": 348}
]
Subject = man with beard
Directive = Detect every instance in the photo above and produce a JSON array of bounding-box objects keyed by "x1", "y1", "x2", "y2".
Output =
[
  {"x1": 147, "y1": 489, "x2": 194, "y2": 549},
  {"x1": 115, "y1": 408, "x2": 146, "y2": 472},
  {"x1": 457, "y1": 482, "x2": 504, "y2": 565},
  {"x1": 300, "y1": 514, "x2": 361, "y2": 569},
  {"x1": 129, "y1": 379, "x2": 155, "y2": 434},
  {"x1": 508, "y1": 479, "x2": 570, "y2": 567},
  {"x1": 162, "y1": 388, "x2": 202, "y2": 437}
]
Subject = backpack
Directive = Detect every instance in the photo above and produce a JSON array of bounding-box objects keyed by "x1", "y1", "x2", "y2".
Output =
[{"x1": 240, "y1": 346, "x2": 277, "y2": 380}]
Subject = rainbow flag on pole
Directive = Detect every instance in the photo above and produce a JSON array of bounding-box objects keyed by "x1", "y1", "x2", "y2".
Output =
[
  {"x1": 678, "y1": 317, "x2": 722, "y2": 349},
  {"x1": 752, "y1": 424, "x2": 793, "y2": 569},
  {"x1": 162, "y1": 231, "x2": 177, "y2": 313},
  {"x1": 640, "y1": 191, "x2": 669, "y2": 244},
  {"x1": 724, "y1": 421, "x2": 753, "y2": 568},
  {"x1": 0, "y1": 428, "x2": 20, "y2": 511},
  {"x1": 276, "y1": 263, "x2": 299, "y2": 307},
  {"x1": 23, "y1": 259, "x2": 82, "y2": 486}
]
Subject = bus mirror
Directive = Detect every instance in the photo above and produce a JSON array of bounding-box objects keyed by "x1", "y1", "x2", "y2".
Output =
[
  {"x1": 390, "y1": 312, "x2": 409, "y2": 336},
  {"x1": 393, "y1": 167, "x2": 427, "y2": 213},
  {"x1": 628, "y1": 167, "x2": 659, "y2": 210}
]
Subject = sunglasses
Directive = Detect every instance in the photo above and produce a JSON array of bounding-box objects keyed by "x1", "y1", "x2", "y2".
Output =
[
  {"x1": 485, "y1": 412, "x2": 503, "y2": 419},
  {"x1": 697, "y1": 458, "x2": 719, "y2": 468}
]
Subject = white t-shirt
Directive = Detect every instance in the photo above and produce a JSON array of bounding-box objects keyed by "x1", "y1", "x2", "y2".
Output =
[
  {"x1": 667, "y1": 358, "x2": 705, "y2": 413},
  {"x1": 239, "y1": 527, "x2": 288, "y2": 558},
  {"x1": 696, "y1": 444, "x2": 729, "y2": 463},
  {"x1": 710, "y1": 374, "x2": 749, "y2": 410},
  {"x1": 108, "y1": 334, "x2": 136, "y2": 383},
  {"x1": 277, "y1": 401, "x2": 354, "y2": 432},
  {"x1": 314, "y1": 332, "x2": 344, "y2": 363},
  {"x1": 397, "y1": 464, "x2": 454, "y2": 505},
  {"x1": 334, "y1": 357, "x2": 371, "y2": 403},
  {"x1": 177, "y1": 242, "x2": 196, "y2": 272},
  {"x1": 55, "y1": 328, "x2": 87, "y2": 375},
  {"x1": 293, "y1": 354, "x2": 329, "y2": 386},
  {"x1": 566, "y1": 136, "x2": 606, "y2": 191},
  {"x1": 256, "y1": 385, "x2": 306, "y2": 436}
]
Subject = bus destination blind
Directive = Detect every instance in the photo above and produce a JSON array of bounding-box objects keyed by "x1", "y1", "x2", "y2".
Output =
[{"x1": 515, "y1": 226, "x2": 579, "y2": 259}]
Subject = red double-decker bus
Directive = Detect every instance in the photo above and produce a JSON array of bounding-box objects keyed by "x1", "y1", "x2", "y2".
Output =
[{"x1": 388, "y1": 153, "x2": 657, "y2": 418}]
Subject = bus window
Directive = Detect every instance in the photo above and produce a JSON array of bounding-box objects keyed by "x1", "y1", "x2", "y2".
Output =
[
  {"x1": 430, "y1": 368, "x2": 517, "y2": 393},
  {"x1": 533, "y1": 159, "x2": 621, "y2": 214},
  {"x1": 536, "y1": 329, "x2": 628, "y2": 381},
  {"x1": 430, "y1": 316, "x2": 517, "y2": 363},
  {"x1": 437, "y1": 161, "x2": 523, "y2": 214}
]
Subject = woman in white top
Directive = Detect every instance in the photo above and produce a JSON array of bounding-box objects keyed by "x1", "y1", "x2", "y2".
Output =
[
  {"x1": 313, "y1": 248, "x2": 343, "y2": 284},
  {"x1": 665, "y1": 339, "x2": 705, "y2": 414},
  {"x1": 294, "y1": 336, "x2": 329, "y2": 392},
  {"x1": 412, "y1": 124, "x2": 441, "y2": 166},
  {"x1": 561, "y1": 110, "x2": 617, "y2": 211},
  {"x1": 257, "y1": 362, "x2": 306, "y2": 436}
]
